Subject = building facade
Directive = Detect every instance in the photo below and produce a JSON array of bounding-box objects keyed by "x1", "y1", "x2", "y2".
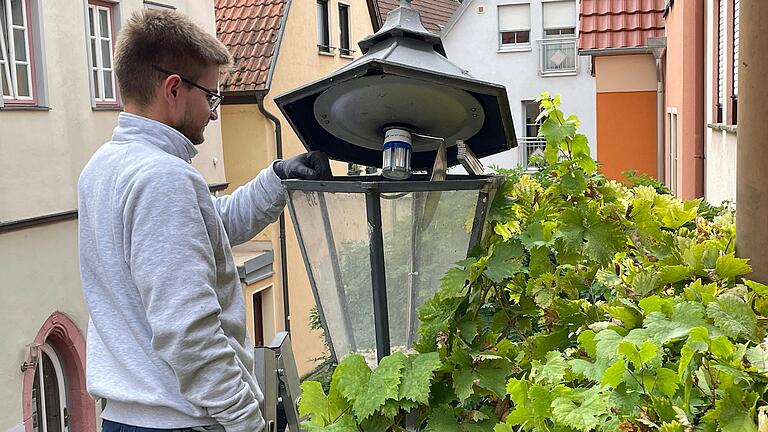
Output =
[
  {"x1": 704, "y1": 0, "x2": 739, "y2": 205},
  {"x1": 216, "y1": 0, "x2": 375, "y2": 377},
  {"x1": 0, "y1": 1, "x2": 226, "y2": 431},
  {"x1": 441, "y1": 0, "x2": 597, "y2": 170},
  {"x1": 578, "y1": 0, "x2": 665, "y2": 183}
]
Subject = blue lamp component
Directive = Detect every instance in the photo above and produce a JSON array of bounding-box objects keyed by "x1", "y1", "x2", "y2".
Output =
[{"x1": 382, "y1": 128, "x2": 413, "y2": 179}]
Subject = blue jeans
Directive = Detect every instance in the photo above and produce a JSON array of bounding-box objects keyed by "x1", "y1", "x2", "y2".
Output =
[{"x1": 102, "y1": 420, "x2": 225, "y2": 432}]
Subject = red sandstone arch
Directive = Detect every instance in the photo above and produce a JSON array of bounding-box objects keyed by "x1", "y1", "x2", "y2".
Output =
[{"x1": 22, "y1": 311, "x2": 95, "y2": 432}]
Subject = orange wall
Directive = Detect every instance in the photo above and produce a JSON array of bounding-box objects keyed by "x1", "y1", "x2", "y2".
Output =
[{"x1": 596, "y1": 91, "x2": 658, "y2": 181}]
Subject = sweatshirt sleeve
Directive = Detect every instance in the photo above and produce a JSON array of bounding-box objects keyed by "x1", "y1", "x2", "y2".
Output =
[
  {"x1": 123, "y1": 164, "x2": 265, "y2": 432},
  {"x1": 213, "y1": 162, "x2": 287, "y2": 246}
]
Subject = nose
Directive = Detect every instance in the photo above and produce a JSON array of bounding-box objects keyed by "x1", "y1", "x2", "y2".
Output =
[{"x1": 209, "y1": 109, "x2": 218, "y2": 121}]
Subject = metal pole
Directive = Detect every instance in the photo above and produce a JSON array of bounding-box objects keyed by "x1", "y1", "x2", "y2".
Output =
[
  {"x1": 365, "y1": 187, "x2": 391, "y2": 361},
  {"x1": 405, "y1": 192, "x2": 424, "y2": 348},
  {"x1": 736, "y1": 0, "x2": 768, "y2": 283}
]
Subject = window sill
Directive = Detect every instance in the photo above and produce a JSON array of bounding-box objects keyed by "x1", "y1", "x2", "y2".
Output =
[
  {"x1": 340, "y1": 54, "x2": 355, "y2": 60},
  {"x1": 497, "y1": 45, "x2": 532, "y2": 53},
  {"x1": 541, "y1": 70, "x2": 578, "y2": 77},
  {"x1": 0, "y1": 105, "x2": 51, "y2": 111},
  {"x1": 707, "y1": 123, "x2": 737, "y2": 134},
  {"x1": 92, "y1": 105, "x2": 123, "y2": 111},
  {"x1": 318, "y1": 50, "x2": 336, "y2": 57}
]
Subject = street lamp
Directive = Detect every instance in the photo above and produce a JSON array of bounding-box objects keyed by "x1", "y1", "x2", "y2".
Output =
[{"x1": 274, "y1": 0, "x2": 517, "y2": 364}]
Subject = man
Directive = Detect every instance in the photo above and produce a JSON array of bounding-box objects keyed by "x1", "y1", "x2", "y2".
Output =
[{"x1": 78, "y1": 9, "x2": 330, "y2": 432}]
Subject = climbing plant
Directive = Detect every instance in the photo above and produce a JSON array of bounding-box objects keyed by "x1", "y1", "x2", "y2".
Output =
[{"x1": 298, "y1": 93, "x2": 768, "y2": 431}]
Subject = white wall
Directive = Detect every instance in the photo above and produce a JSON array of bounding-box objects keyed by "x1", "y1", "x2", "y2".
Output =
[
  {"x1": 704, "y1": 0, "x2": 737, "y2": 205},
  {"x1": 442, "y1": 0, "x2": 596, "y2": 170}
]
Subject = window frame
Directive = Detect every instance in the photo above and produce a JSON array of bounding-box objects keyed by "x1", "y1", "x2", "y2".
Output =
[
  {"x1": 0, "y1": 0, "x2": 37, "y2": 106},
  {"x1": 541, "y1": 0, "x2": 577, "y2": 39},
  {"x1": 498, "y1": 3, "x2": 531, "y2": 52},
  {"x1": 338, "y1": 2, "x2": 353, "y2": 57},
  {"x1": 86, "y1": 0, "x2": 120, "y2": 108},
  {"x1": 316, "y1": 0, "x2": 333, "y2": 54}
]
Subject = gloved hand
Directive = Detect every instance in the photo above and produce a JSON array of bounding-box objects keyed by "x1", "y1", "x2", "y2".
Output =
[{"x1": 274, "y1": 151, "x2": 332, "y2": 180}]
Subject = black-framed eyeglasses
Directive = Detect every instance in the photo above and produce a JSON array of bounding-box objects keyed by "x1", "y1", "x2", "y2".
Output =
[{"x1": 152, "y1": 65, "x2": 224, "y2": 111}]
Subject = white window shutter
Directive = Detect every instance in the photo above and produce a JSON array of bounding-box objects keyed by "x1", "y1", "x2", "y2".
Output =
[
  {"x1": 498, "y1": 4, "x2": 531, "y2": 31},
  {"x1": 543, "y1": 0, "x2": 576, "y2": 29},
  {"x1": 717, "y1": 0, "x2": 725, "y2": 106},
  {"x1": 733, "y1": 0, "x2": 739, "y2": 96}
]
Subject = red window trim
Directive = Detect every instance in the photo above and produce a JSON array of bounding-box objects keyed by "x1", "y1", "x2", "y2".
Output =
[
  {"x1": 88, "y1": 0, "x2": 121, "y2": 107},
  {"x1": 2, "y1": 0, "x2": 38, "y2": 107},
  {"x1": 22, "y1": 312, "x2": 96, "y2": 432}
]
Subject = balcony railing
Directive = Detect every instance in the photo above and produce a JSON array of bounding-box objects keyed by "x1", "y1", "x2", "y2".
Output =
[
  {"x1": 538, "y1": 37, "x2": 578, "y2": 76},
  {"x1": 519, "y1": 137, "x2": 547, "y2": 167}
]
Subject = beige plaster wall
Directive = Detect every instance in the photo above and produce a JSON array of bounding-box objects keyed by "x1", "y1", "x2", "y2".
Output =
[
  {"x1": 0, "y1": 0, "x2": 225, "y2": 223},
  {"x1": 217, "y1": 0, "x2": 373, "y2": 376},
  {"x1": 595, "y1": 54, "x2": 657, "y2": 93},
  {"x1": 0, "y1": 220, "x2": 90, "y2": 432}
]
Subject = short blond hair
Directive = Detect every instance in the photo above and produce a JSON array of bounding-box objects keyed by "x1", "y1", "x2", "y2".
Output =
[{"x1": 113, "y1": 9, "x2": 231, "y2": 106}]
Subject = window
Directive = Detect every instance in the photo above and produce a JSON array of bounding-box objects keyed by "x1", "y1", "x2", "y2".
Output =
[
  {"x1": 716, "y1": 0, "x2": 725, "y2": 123},
  {"x1": 542, "y1": 0, "x2": 576, "y2": 37},
  {"x1": 498, "y1": 4, "x2": 530, "y2": 49},
  {"x1": 1, "y1": 0, "x2": 34, "y2": 104},
  {"x1": 731, "y1": 0, "x2": 739, "y2": 124},
  {"x1": 32, "y1": 344, "x2": 70, "y2": 432},
  {"x1": 540, "y1": 1, "x2": 577, "y2": 74},
  {"x1": 252, "y1": 291, "x2": 264, "y2": 347},
  {"x1": 87, "y1": 1, "x2": 117, "y2": 106},
  {"x1": 317, "y1": 0, "x2": 331, "y2": 53},
  {"x1": 667, "y1": 109, "x2": 679, "y2": 196},
  {"x1": 521, "y1": 101, "x2": 546, "y2": 167},
  {"x1": 338, "y1": 3, "x2": 351, "y2": 56}
]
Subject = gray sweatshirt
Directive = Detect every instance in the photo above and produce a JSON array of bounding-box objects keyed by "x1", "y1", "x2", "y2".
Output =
[{"x1": 78, "y1": 112, "x2": 286, "y2": 431}]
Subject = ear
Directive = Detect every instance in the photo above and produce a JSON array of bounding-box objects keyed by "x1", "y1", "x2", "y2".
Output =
[{"x1": 160, "y1": 74, "x2": 183, "y2": 105}]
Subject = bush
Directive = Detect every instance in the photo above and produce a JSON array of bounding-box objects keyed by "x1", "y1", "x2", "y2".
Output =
[{"x1": 298, "y1": 94, "x2": 768, "y2": 431}]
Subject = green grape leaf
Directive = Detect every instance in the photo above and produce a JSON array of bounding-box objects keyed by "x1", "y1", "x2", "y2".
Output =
[
  {"x1": 644, "y1": 301, "x2": 709, "y2": 344},
  {"x1": 425, "y1": 405, "x2": 461, "y2": 432},
  {"x1": 678, "y1": 344, "x2": 694, "y2": 378},
  {"x1": 583, "y1": 221, "x2": 625, "y2": 267},
  {"x1": 659, "y1": 265, "x2": 693, "y2": 285},
  {"x1": 710, "y1": 336, "x2": 735, "y2": 361},
  {"x1": 707, "y1": 294, "x2": 758, "y2": 340},
  {"x1": 578, "y1": 330, "x2": 598, "y2": 357},
  {"x1": 531, "y1": 351, "x2": 569, "y2": 385},
  {"x1": 684, "y1": 279, "x2": 718, "y2": 304},
  {"x1": 399, "y1": 352, "x2": 442, "y2": 404},
  {"x1": 352, "y1": 353, "x2": 405, "y2": 420},
  {"x1": 618, "y1": 341, "x2": 658, "y2": 368},
  {"x1": 453, "y1": 369, "x2": 476, "y2": 403},
  {"x1": 601, "y1": 359, "x2": 626, "y2": 388},
  {"x1": 715, "y1": 253, "x2": 753, "y2": 282},
  {"x1": 484, "y1": 241, "x2": 527, "y2": 282},
  {"x1": 594, "y1": 329, "x2": 624, "y2": 362},
  {"x1": 476, "y1": 361, "x2": 514, "y2": 397},
  {"x1": 359, "y1": 413, "x2": 393, "y2": 432},
  {"x1": 440, "y1": 266, "x2": 470, "y2": 297},
  {"x1": 746, "y1": 346, "x2": 768, "y2": 373},
  {"x1": 561, "y1": 170, "x2": 588, "y2": 196},
  {"x1": 299, "y1": 381, "x2": 330, "y2": 426},
  {"x1": 653, "y1": 368, "x2": 680, "y2": 397},
  {"x1": 551, "y1": 389, "x2": 608, "y2": 431},
  {"x1": 745, "y1": 279, "x2": 768, "y2": 296},
  {"x1": 334, "y1": 354, "x2": 371, "y2": 403}
]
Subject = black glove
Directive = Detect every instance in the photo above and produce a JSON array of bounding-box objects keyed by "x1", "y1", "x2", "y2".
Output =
[{"x1": 274, "y1": 151, "x2": 332, "y2": 180}]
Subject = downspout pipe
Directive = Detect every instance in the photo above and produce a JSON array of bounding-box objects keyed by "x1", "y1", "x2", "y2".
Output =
[
  {"x1": 257, "y1": 93, "x2": 291, "y2": 333},
  {"x1": 648, "y1": 37, "x2": 667, "y2": 183}
]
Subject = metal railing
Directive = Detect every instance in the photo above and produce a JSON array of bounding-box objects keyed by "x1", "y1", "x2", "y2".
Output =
[
  {"x1": 538, "y1": 37, "x2": 578, "y2": 75},
  {"x1": 519, "y1": 137, "x2": 547, "y2": 167}
]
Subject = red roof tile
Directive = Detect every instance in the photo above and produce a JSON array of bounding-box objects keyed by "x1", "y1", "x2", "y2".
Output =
[
  {"x1": 370, "y1": 0, "x2": 460, "y2": 34},
  {"x1": 579, "y1": 0, "x2": 666, "y2": 51},
  {"x1": 215, "y1": 0, "x2": 289, "y2": 92}
]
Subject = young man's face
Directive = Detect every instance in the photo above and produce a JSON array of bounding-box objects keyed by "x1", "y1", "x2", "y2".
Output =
[{"x1": 176, "y1": 65, "x2": 220, "y2": 145}]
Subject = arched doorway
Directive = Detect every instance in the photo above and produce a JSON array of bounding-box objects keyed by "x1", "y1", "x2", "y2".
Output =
[
  {"x1": 22, "y1": 312, "x2": 95, "y2": 432},
  {"x1": 30, "y1": 344, "x2": 70, "y2": 432}
]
